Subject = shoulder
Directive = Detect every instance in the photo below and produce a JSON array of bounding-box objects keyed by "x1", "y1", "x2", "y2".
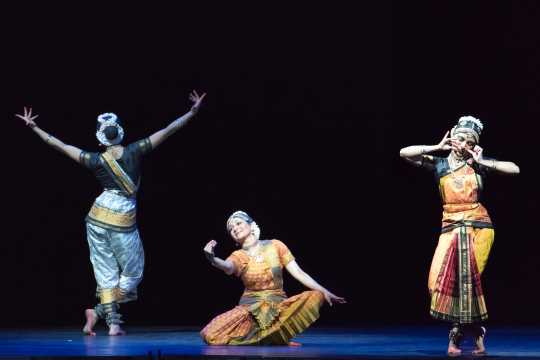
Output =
[
  {"x1": 80, "y1": 151, "x2": 101, "y2": 169},
  {"x1": 127, "y1": 138, "x2": 153, "y2": 155},
  {"x1": 270, "y1": 239, "x2": 290, "y2": 252},
  {"x1": 229, "y1": 249, "x2": 248, "y2": 261},
  {"x1": 270, "y1": 239, "x2": 287, "y2": 247}
]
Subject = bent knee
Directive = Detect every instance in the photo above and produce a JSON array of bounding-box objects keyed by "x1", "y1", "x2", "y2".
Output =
[{"x1": 308, "y1": 290, "x2": 325, "y2": 304}]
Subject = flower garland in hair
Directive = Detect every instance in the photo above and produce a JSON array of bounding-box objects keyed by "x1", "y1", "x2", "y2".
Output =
[
  {"x1": 96, "y1": 112, "x2": 124, "y2": 146},
  {"x1": 251, "y1": 221, "x2": 261, "y2": 241}
]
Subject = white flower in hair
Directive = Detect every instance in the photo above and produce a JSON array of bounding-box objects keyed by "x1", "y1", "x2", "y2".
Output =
[
  {"x1": 458, "y1": 115, "x2": 483, "y2": 130},
  {"x1": 251, "y1": 221, "x2": 261, "y2": 241},
  {"x1": 98, "y1": 112, "x2": 118, "y2": 124},
  {"x1": 96, "y1": 112, "x2": 124, "y2": 146}
]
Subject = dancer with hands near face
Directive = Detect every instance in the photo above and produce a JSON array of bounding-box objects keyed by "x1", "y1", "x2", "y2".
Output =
[{"x1": 400, "y1": 116, "x2": 519, "y2": 356}]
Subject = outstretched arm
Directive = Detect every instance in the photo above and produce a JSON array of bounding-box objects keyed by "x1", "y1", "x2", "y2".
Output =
[
  {"x1": 285, "y1": 260, "x2": 346, "y2": 306},
  {"x1": 467, "y1": 146, "x2": 520, "y2": 175},
  {"x1": 16, "y1": 107, "x2": 82, "y2": 163},
  {"x1": 399, "y1": 130, "x2": 453, "y2": 166},
  {"x1": 149, "y1": 90, "x2": 206, "y2": 149},
  {"x1": 203, "y1": 240, "x2": 236, "y2": 275}
]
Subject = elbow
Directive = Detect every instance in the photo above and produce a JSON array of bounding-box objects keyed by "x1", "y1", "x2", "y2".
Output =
[
  {"x1": 224, "y1": 264, "x2": 235, "y2": 276},
  {"x1": 399, "y1": 148, "x2": 409, "y2": 159}
]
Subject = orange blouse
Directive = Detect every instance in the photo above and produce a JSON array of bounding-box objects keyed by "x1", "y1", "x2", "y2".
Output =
[{"x1": 227, "y1": 239, "x2": 295, "y2": 291}]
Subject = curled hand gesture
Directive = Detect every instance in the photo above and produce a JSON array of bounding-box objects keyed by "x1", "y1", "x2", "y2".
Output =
[
  {"x1": 15, "y1": 107, "x2": 39, "y2": 128},
  {"x1": 189, "y1": 90, "x2": 207, "y2": 114},
  {"x1": 436, "y1": 131, "x2": 452, "y2": 151},
  {"x1": 323, "y1": 290, "x2": 347, "y2": 306},
  {"x1": 204, "y1": 239, "x2": 218, "y2": 264},
  {"x1": 466, "y1": 145, "x2": 484, "y2": 163}
]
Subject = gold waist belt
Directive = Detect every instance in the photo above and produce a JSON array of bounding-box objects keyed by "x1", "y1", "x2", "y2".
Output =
[
  {"x1": 443, "y1": 203, "x2": 480, "y2": 213},
  {"x1": 88, "y1": 203, "x2": 136, "y2": 228}
]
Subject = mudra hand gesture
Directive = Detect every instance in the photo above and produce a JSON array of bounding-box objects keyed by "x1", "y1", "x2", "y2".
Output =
[
  {"x1": 466, "y1": 145, "x2": 484, "y2": 163},
  {"x1": 436, "y1": 131, "x2": 453, "y2": 151},
  {"x1": 189, "y1": 90, "x2": 206, "y2": 114},
  {"x1": 204, "y1": 240, "x2": 217, "y2": 261},
  {"x1": 15, "y1": 107, "x2": 39, "y2": 128},
  {"x1": 323, "y1": 290, "x2": 347, "y2": 306}
]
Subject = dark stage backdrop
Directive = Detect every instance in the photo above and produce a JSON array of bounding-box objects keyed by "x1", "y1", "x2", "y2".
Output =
[{"x1": 1, "y1": 1, "x2": 538, "y2": 328}]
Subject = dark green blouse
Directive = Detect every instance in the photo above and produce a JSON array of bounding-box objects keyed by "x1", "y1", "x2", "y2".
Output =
[{"x1": 80, "y1": 138, "x2": 152, "y2": 191}]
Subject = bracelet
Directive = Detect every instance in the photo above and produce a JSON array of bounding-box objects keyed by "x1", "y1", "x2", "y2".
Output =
[
  {"x1": 45, "y1": 134, "x2": 52, "y2": 143},
  {"x1": 492, "y1": 160, "x2": 497, "y2": 170},
  {"x1": 204, "y1": 251, "x2": 216, "y2": 264}
]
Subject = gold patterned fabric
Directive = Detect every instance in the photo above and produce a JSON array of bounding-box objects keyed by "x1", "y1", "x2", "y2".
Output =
[{"x1": 200, "y1": 240, "x2": 324, "y2": 345}]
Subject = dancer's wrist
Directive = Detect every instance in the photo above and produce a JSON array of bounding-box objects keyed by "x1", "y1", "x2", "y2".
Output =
[{"x1": 204, "y1": 251, "x2": 216, "y2": 264}]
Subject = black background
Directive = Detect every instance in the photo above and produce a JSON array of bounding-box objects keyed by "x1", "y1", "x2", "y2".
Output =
[{"x1": 1, "y1": 1, "x2": 537, "y2": 328}]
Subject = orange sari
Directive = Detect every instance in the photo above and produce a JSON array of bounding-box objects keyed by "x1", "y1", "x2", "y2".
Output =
[{"x1": 424, "y1": 156, "x2": 494, "y2": 324}]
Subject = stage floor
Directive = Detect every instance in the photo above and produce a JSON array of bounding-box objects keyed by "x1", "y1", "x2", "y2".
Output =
[{"x1": 1, "y1": 326, "x2": 540, "y2": 359}]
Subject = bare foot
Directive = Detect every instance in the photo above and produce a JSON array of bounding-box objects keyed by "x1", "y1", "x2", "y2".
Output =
[
  {"x1": 447, "y1": 344, "x2": 462, "y2": 357},
  {"x1": 473, "y1": 326, "x2": 487, "y2": 356},
  {"x1": 472, "y1": 349, "x2": 487, "y2": 356},
  {"x1": 82, "y1": 309, "x2": 97, "y2": 336},
  {"x1": 288, "y1": 341, "x2": 302, "y2": 346},
  {"x1": 108, "y1": 324, "x2": 126, "y2": 336}
]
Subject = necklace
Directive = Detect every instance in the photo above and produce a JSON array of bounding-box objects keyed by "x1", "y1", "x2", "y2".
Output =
[
  {"x1": 244, "y1": 243, "x2": 264, "y2": 263},
  {"x1": 448, "y1": 155, "x2": 466, "y2": 189}
]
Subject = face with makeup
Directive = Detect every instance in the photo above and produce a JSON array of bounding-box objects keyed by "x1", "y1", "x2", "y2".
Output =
[
  {"x1": 452, "y1": 131, "x2": 477, "y2": 158},
  {"x1": 228, "y1": 218, "x2": 253, "y2": 245}
]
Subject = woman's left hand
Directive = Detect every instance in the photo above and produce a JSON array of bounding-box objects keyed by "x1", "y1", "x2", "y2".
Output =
[
  {"x1": 466, "y1": 145, "x2": 484, "y2": 163},
  {"x1": 15, "y1": 106, "x2": 39, "y2": 128},
  {"x1": 189, "y1": 90, "x2": 206, "y2": 114},
  {"x1": 323, "y1": 291, "x2": 347, "y2": 306}
]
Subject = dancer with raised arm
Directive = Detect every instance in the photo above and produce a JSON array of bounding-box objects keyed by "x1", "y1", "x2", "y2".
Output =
[
  {"x1": 201, "y1": 211, "x2": 346, "y2": 346},
  {"x1": 15, "y1": 90, "x2": 206, "y2": 336},
  {"x1": 399, "y1": 116, "x2": 519, "y2": 356}
]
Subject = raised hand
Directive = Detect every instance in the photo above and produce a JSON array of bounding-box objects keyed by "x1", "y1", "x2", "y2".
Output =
[
  {"x1": 466, "y1": 145, "x2": 484, "y2": 163},
  {"x1": 15, "y1": 106, "x2": 39, "y2": 128},
  {"x1": 204, "y1": 239, "x2": 217, "y2": 256},
  {"x1": 323, "y1": 290, "x2": 347, "y2": 306},
  {"x1": 189, "y1": 90, "x2": 207, "y2": 114},
  {"x1": 203, "y1": 239, "x2": 218, "y2": 265},
  {"x1": 436, "y1": 131, "x2": 452, "y2": 151}
]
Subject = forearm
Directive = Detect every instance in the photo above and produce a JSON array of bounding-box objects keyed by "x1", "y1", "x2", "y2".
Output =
[
  {"x1": 164, "y1": 110, "x2": 196, "y2": 137},
  {"x1": 30, "y1": 126, "x2": 81, "y2": 162},
  {"x1": 293, "y1": 269, "x2": 328, "y2": 293},
  {"x1": 149, "y1": 110, "x2": 196, "y2": 148},
  {"x1": 32, "y1": 126, "x2": 66, "y2": 151},
  {"x1": 208, "y1": 256, "x2": 235, "y2": 275},
  {"x1": 478, "y1": 159, "x2": 520, "y2": 175},
  {"x1": 399, "y1": 145, "x2": 440, "y2": 158}
]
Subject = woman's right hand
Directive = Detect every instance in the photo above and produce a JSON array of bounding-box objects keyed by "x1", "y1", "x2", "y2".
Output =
[
  {"x1": 15, "y1": 107, "x2": 38, "y2": 128},
  {"x1": 436, "y1": 130, "x2": 452, "y2": 151},
  {"x1": 189, "y1": 90, "x2": 206, "y2": 114},
  {"x1": 204, "y1": 240, "x2": 217, "y2": 256}
]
